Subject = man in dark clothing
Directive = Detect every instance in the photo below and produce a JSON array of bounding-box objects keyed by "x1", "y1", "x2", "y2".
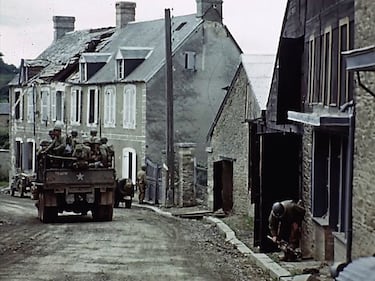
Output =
[{"x1": 268, "y1": 199, "x2": 305, "y2": 261}]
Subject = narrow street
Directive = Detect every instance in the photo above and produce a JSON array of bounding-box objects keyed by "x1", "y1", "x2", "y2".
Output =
[{"x1": 0, "y1": 193, "x2": 271, "y2": 281}]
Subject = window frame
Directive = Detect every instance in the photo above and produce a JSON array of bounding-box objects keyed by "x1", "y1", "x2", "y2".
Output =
[
  {"x1": 70, "y1": 87, "x2": 82, "y2": 125},
  {"x1": 26, "y1": 87, "x2": 35, "y2": 123},
  {"x1": 321, "y1": 26, "x2": 332, "y2": 106},
  {"x1": 307, "y1": 35, "x2": 315, "y2": 104},
  {"x1": 338, "y1": 17, "x2": 350, "y2": 106},
  {"x1": 40, "y1": 87, "x2": 50, "y2": 124},
  {"x1": 104, "y1": 86, "x2": 116, "y2": 128},
  {"x1": 80, "y1": 62, "x2": 87, "y2": 82},
  {"x1": 87, "y1": 87, "x2": 99, "y2": 126},
  {"x1": 117, "y1": 59, "x2": 125, "y2": 79},
  {"x1": 51, "y1": 90, "x2": 64, "y2": 123},
  {"x1": 123, "y1": 84, "x2": 136, "y2": 129},
  {"x1": 14, "y1": 88, "x2": 23, "y2": 121},
  {"x1": 184, "y1": 51, "x2": 196, "y2": 71}
]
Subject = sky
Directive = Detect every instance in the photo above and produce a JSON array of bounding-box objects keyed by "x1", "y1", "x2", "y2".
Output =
[{"x1": 0, "y1": 0, "x2": 287, "y2": 66}]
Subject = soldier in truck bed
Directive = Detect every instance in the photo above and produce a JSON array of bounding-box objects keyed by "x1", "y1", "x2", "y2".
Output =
[{"x1": 42, "y1": 124, "x2": 66, "y2": 156}]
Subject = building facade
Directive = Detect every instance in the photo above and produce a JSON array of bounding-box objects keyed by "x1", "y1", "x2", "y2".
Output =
[{"x1": 8, "y1": 0, "x2": 241, "y2": 195}]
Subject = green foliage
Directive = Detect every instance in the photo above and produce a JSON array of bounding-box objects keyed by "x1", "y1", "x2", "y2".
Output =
[{"x1": 0, "y1": 55, "x2": 18, "y2": 102}]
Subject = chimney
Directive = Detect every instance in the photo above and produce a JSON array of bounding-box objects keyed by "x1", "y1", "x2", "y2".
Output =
[
  {"x1": 196, "y1": 0, "x2": 223, "y2": 23},
  {"x1": 53, "y1": 16, "x2": 75, "y2": 41},
  {"x1": 116, "y1": 2, "x2": 136, "y2": 28}
]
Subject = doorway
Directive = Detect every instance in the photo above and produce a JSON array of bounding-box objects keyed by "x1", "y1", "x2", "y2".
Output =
[{"x1": 213, "y1": 160, "x2": 233, "y2": 214}]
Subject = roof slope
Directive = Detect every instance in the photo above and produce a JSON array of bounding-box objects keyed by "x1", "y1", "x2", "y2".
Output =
[
  {"x1": 87, "y1": 14, "x2": 202, "y2": 83},
  {"x1": 241, "y1": 54, "x2": 275, "y2": 110}
]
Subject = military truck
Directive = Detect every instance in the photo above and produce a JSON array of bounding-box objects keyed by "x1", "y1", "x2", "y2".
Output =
[{"x1": 33, "y1": 154, "x2": 116, "y2": 223}]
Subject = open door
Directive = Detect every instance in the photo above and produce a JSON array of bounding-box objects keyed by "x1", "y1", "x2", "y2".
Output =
[{"x1": 213, "y1": 160, "x2": 233, "y2": 214}]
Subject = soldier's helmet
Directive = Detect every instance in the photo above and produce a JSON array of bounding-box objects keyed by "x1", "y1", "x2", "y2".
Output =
[
  {"x1": 272, "y1": 202, "x2": 285, "y2": 218},
  {"x1": 141, "y1": 164, "x2": 147, "y2": 171},
  {"x1": 100, "y1": 137, "x2": 108, "y2": 144},
  {"x1": 90, "y1": 128, "x2": 98, "y2": 136},
  {"x1": 83, "y1": 138, "x2": 91, "y2": 145},
  {"x1": 40, "y1": 140, "x2": 51, "y2": 147},
  {"x1": 71, "y1": 129, "x2": 78, "y2": 137},
  {"x1": 53, "y1": 124, "x2": 62, "y2": 132}
]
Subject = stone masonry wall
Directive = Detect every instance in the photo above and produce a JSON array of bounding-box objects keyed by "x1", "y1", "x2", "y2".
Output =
[
  {"x1": 301, "y1": 125, "x2": 314, "y2": 259},
  {"x1": 208, "y1": 66, "x2": 260, "y2": 215},
  {"x1": 351, "y1": 0, "x2": 375, "y2": 258}
]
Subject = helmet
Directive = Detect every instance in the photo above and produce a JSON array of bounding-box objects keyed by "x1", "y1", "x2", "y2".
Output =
[
  {"x1": 100, "y1": 137, "x2": 108, "y2": 144},
  {"x1": 53, "y1": 124, "x2": 62, "y2": 131},
  {"x1": 272, "y1": 202, "x2": 285, "y2": 218},
  {"x1": 90, "y1": 128, "x2": 97, "y2": 136},
  {"x1": 40, "y1": 140, "x2": 51, "y2": 147},
  {"x1": 71, "y1": 129, "x2": 78, "y2": 137}
]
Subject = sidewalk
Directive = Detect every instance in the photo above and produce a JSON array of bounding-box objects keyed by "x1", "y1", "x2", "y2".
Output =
[{"x1": 133, "y1": 203, "x2": 332, "y2": 281}]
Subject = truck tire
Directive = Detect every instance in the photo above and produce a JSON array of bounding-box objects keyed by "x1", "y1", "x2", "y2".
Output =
[
  {"x1": 38, "y1": 193, "x2": 57, "y2": 223},
  {"x1": 92, "y1": 205, "x2": 113, "y2": 222}
]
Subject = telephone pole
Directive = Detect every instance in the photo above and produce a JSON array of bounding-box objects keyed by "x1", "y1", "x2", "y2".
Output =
[{"x1": 165, "y1": 8, "x2": 175, "y2": 205}]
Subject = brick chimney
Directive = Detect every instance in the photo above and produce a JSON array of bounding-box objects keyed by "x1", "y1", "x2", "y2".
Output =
[
  {"x1": 196, "y1": 0, "x2": 223, "y2": 23},
  {"x1": 53, "y1": 16, "x2": 75, "y2": 41},
  {"x1": 116, "y1": 1, "x2": 136, "y2": 28}
]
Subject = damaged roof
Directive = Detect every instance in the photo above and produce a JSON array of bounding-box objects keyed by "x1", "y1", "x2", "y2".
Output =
[{"x1": 11, "y1": 14, "x2": 202, "y2": 86}]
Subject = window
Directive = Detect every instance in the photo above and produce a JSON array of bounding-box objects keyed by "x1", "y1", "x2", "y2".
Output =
[
  {"x1": 117, "y1": 59, "x2": 125, "y2": 79},
  {"x1": 338, "y1": 18, "x2": 350, "y2": 106},
  {"x1": 307, "y1": 36, "x2": 315, "y2": 104},
  {"x1": 40, "y1": 88, "x2": 50, "y2": 124},
  {"x1": 321, "y1": 27, "x2": 332, "y2": 106},
  {"x1": 24, "y1": 140, "x2": 35, "y2": 172},
  {"x1": 123, "y1": 85, "x2": 136, "y2": 129},
  {"x1": 104, "y1": 87, "x2": 116, "y2": 127},
  {"x1": 80, "y1": 63, "x2": 87, "y2": 82},
  {"x1": 70, "y1": 87, "x2": 82, "y2": 125},
  {"x1": 184, "y1": 51, "x2": 196, "y2": 70},
  {"x1": 87, "y1": 88, "x2": 98, "y2": 125},
  {"x1": 26, "y1": 88, "x2": 35, "y2": 123},
  {"x1": 312, "y1": 131, "x2": 348, "y2": 232},
  {"x1": 51, "y1": 91, "x2": 64, "y2": 122},
  {"x1": 14, "y1": 90, "x2": 22, "y2": 121},
  {"x1": 15, "y1": 139, "x2": 22, "y2": 169}
]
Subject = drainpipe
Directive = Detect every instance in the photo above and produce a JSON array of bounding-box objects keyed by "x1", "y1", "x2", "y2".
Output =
[{"x1": 345, "y1": 105, "x2": 355, "y2": 263}]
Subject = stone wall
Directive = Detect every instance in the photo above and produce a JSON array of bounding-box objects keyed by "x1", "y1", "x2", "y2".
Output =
[
  {"x1": 351, "y1": 0, "x2": 375, "y2": 258},
  {"x1": 208, "y1": 65, "x2": 260, "y2": 215},
  {"x1": 301, "y1": 125, "x2": 314, "y2": 259}
]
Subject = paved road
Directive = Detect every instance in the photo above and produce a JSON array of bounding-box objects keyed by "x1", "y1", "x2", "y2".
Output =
[{"x1": 0, "y1": 193, "x2": 271, "y2": 281}]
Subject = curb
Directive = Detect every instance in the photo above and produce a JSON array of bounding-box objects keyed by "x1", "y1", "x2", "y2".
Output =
[{"x1": 133, "y1": 203, "x2": 313, "y2": 281}]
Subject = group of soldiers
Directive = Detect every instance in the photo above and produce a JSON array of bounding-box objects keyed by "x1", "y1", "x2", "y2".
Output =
[{"x1": 37, "y1": 124, "x2": 114, "y2": 169}]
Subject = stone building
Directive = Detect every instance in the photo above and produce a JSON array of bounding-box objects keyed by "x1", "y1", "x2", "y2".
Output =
[
  {"x1": 346, "y1": 0, "x2": 375, "y2": 260},
  {"x1": 8, "y1": 0, "x2": 242, "y2": 205},
  {"x1": 207, "y1": 54, "x2": 274, "y2": 215}
]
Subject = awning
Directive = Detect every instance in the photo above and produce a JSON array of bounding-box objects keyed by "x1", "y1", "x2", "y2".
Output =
[
  {"x1": 288, "y1": 111, "x2": 351, "y2": 127},
  {"x1": 342, "y1": 45, "x2": 375, "y2": 71}
]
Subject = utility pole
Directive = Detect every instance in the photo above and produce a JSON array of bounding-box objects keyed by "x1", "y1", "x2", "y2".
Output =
[{"x1": 165, "y1": 8, "x2": 175, "y2": 205}]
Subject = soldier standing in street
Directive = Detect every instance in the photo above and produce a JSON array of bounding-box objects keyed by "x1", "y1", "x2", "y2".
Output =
[
  {"x1": 268, "y1": 199, "x2": 305, "y2": 261},
  {"x1": 136, "y1": 165, "x2": 147, "y2": 204}
]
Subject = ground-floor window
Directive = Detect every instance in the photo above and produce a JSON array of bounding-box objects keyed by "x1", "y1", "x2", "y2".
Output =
[{"x1": 312, "y1": 130, "x2": 348, "y2": 233}]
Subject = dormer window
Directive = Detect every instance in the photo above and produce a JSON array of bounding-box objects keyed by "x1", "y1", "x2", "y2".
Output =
[
  {"x1": 116, "y1": 47, "x2": 152, "y2": 80},
  {"x1": 117, "y1": 59, "x2": 125, "y2": 79},
  {"x1": 80, "y1": 62, "x2": 87, "y2": 82},
  {"x1": 79, "y1": 53, "x2": 111, "y2": 82}
]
